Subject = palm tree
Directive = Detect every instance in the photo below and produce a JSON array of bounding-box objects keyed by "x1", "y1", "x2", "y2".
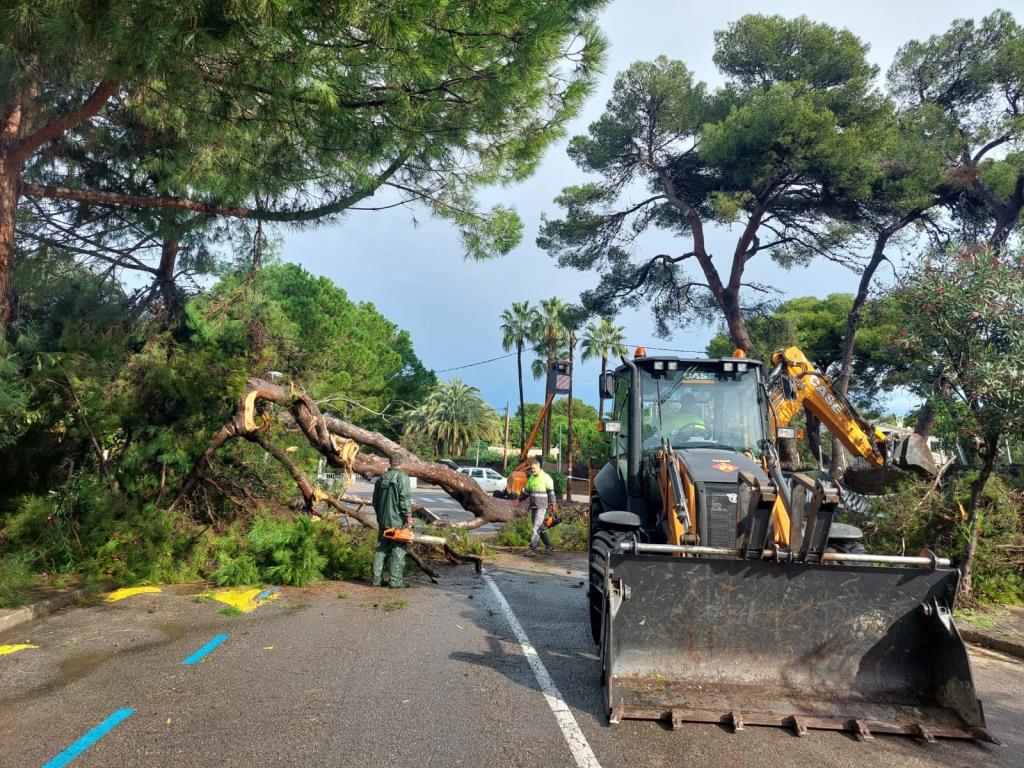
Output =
[
  {"x1": 531, "y1": 297, "x2": 569, "y2": 459},
  {"x1": 581, "y1": 317, "x2": 628, "y2": 419},
  {"x1": 404, "y1": 377, "x2": 500, "y2": 458},
  {"x1": 500, "y1": 300, "x2": 540, "y2": 450}
]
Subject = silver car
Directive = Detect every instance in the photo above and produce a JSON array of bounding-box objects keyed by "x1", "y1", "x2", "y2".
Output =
[{"x1": 457, "y1": 466, "x2": 508, "y2": 494}]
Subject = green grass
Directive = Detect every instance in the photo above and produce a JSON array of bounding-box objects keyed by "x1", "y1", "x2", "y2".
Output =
[
  {"x1": 0, "y1": 553, "x2": 37, "y2": 608},
  {"x1": 492, "y1": 508, "x2": 589, "y2": 551},
  {"x1": 217, "y1": 606, "x2": 244, "y2": 616}
]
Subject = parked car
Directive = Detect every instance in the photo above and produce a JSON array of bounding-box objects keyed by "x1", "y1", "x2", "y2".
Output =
[
  {"x1": 437, "y1": 459, "x2": 460, "y2": 472},
  {"x1": 457, "y1": 466, "x2": 508, "y2": 495}
]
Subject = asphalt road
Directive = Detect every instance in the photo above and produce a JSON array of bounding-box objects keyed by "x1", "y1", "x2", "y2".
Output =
[{"x1": 2, "y1": 553, "x2": 1022, "y2": 768}]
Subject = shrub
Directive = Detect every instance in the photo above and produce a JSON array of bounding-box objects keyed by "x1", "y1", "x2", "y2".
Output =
[
  {"x1": 852, "y1": 471, "x2": 1024, "y2": 604},
  {"x1": 0, "y1": 553, "x2": 37, "y2": 608}
]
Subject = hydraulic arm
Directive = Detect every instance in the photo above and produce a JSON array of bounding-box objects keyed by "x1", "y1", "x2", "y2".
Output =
[{"x1": 768, "y1": 346, "x2": 936, "y2": 475}]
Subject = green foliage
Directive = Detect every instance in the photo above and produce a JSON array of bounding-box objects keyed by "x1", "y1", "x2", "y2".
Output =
[
  {"x1": 9, "y1": 0, "x2": 610, "y2": 278},
  {"x1": 854, "y1": 473, "x2": 1024, "y2": 604},
  {"x1": 888, "y1": 10, "x2": 1024, "y2": 243},
  {"x1": 492, "y1": 505, "x2": 588, "y2": 551},
  {"x1": 0, "y1": 553, "x2": 36, "y2": 608},
  {"x1": 0, "y1": 255, "x2": 433, "y2": 598},
  {"x1": 539, "y1": 16, "x2": 894, "y2": 341},
  {"x1": 893, "y1": 247, "x2": 1024, "y2": 448},
  {"x1": 705, "y1": 293, "x2": 898, "y2": 407}
]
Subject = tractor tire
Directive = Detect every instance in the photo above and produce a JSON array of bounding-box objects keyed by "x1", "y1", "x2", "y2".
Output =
[{"x1": 588, "y1": 530, "x2": 619, "y2": 645}]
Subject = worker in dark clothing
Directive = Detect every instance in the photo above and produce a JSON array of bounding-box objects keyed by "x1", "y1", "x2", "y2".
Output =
[
  {"x1": 519, "y1": 459, "x2": 556, "y2": 557},
  {"x1": 371, "y1": 456, "x2": 414, "y2": 587}
]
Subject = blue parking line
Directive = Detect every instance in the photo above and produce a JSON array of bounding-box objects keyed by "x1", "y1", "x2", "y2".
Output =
[
  {"x1": 43, "y1": 707, "x2": 134, "y2": 768},
  {"x1": 182, "y1": 633, "x2": 229, "y2": 665}
]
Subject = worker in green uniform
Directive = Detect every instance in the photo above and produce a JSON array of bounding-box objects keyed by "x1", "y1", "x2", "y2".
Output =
[
  {"x1": 371, "y1": 456, "x2": 414, "y2": 588},
  {"x1": 519, "y1": 459, "x2": 557, "y2": 557},
  {"x1": 663, "y1": 393, "x2": 707, "y2": 438}
]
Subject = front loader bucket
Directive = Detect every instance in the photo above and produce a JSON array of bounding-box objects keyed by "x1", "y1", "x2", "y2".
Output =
[{"x1": 603, "y1": 553, "x2": 993, "y2": 741}]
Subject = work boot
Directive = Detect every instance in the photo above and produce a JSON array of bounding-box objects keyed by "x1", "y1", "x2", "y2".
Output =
[
  {"x1": 523, "y1": 548, "x2": 537, "y2": 557},
  {"x1": 389, "y1": 581, "x2": 411, "y2": 589},
  {"x1": 543, "y1": 545, "x2": 556, "y2": 554}
]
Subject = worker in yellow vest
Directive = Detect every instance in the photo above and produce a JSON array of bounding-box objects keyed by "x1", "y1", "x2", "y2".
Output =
[{"x1": 519, "y1": 459, "x2": 556, "y2": 556}]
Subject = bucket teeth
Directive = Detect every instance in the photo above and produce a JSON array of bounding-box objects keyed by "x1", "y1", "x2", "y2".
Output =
[
  {"x1": 786, "y1": 715, "x2": 809, "y2": 737},
  {"x1": 849, "y1": 719, "x2": 874, "y2": 741},
  {"x1": 729, "y1": 711, "x2": 744, "y2": 733},
  {"x1": 913, "y1": 723, "x2": 937, "y2": 744}
]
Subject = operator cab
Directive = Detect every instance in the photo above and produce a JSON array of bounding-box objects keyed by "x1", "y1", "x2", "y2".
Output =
[{"x1": 606, "y1": 356, "x2": 768, "y2": 459}]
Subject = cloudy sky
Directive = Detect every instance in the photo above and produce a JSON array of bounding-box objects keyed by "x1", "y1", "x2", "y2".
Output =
[{"x1": 280, "y1": 0, "x2": 1004, "y2": 416}]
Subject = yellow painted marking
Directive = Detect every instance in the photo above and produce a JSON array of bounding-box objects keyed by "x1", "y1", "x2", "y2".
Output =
[
  {"x1": 204, "y1": 586, "x2": 280, "y2": 613},
  {"x1": 0, "y1": 643, "x2": 38, "y2": 655},
  {"x1": 104, "y1": 586, "x2": 163, "y2": 602}
]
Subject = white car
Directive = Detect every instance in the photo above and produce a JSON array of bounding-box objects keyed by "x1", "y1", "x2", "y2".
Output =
[{"x1": 458, "y1": 466, "x2": 508, "y2": 494}]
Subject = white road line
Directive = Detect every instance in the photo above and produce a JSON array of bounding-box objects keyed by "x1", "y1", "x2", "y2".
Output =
[{"x1": 483, "y1": 575, "x2": 603, "y2": 768}]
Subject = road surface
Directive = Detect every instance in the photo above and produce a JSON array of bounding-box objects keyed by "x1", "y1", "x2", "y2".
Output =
[{"x1": 1, "y1": 553, "x2": 1021, "y2": 768}]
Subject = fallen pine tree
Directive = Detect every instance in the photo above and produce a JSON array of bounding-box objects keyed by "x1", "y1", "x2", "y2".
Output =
[{"x1": 171, "y1": 376, "x2": 511, "y2": 579}]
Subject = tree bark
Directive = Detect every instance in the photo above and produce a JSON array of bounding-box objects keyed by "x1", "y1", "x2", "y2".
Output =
[
  {"x1": 914, "y1": 401, "x2": 936, "y2": 439},
  {"x1": 0, "y1": 161, "x2": 18, "y2": 330},
  {"x1": 960, "y1": 434, "x2": 1000, "y2": 602},
  {"x1": 155, "y1": 233, "x2": 183, "y2": 320}
]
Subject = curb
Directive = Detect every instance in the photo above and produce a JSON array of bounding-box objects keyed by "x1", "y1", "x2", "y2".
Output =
[
  {"x1": 0, "y1": 585, "x2": 104, "y2": 637},
  {"x1": 961, "y1": 628, "x2": 1024, "y2": 660}
]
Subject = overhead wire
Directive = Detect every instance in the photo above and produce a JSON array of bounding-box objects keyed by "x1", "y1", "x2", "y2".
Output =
[{"x1": 432, "y1": 340, "x2": 708, "y2": 373}]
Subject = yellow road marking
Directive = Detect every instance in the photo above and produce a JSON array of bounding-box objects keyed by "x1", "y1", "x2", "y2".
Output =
[
  {"x1": 204, "y1": 586, "x2": 280, "y2": 613},
  {"x1": 0, "y1": 643, "x2": 38, "y2": 655},
  {"x1": 105, "y1": 586, "x2": 162, "y2": 602}
]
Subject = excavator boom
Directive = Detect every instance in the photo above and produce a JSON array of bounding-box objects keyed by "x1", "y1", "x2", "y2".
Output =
[{"x1": 769, "y1": 346, "x2": 937, "y2": 477}]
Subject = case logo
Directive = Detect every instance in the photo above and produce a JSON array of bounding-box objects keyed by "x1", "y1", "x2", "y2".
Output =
[{"x1": 712, "y1": 460, "x2": 738, "y2": 473}]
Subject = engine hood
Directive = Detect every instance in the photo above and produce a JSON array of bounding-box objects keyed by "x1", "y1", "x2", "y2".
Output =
[{"x1": 676, "y1": 448, "x2": 769, "y2": 486}]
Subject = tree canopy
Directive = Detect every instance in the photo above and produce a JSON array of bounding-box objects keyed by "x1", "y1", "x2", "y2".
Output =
[
  {"x1": 890, "y1": 245, "x2": 1024, "y2": 598},
  {"x1": 538, "y1": 14, "x2": 893, "y2": 351},
  {"x1": 1, "y1": 0, "x2": 609, "y2": 328}
]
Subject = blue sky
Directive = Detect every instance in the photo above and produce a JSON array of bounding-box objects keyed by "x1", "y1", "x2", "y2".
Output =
[{"x1": 280, "y1": 0, "x2": 1000, "y2": 417}]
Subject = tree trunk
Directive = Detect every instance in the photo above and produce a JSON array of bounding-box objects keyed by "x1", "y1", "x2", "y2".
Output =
[
  {"x1": 516, "y1": 340, "x2": 526, "y2": 451},
  {"x1": 155, "y1": 234, "x2": 183, "y2": 321},
  {"x1": 720, "y1": 288, "x2": 753, "y2": 355},
  {"x1": 542, "y1": 324, "x2": 553, "y2": 460},
  {"x1": 960, "y1": 434, "x2": 1000, "y2": 602},
  {"x1": 0, "y1": 160, "x2": 19, "y2": 332},
  {"x1": 914, "y1": 401, "x2": 936, "y2": 438},
  {"x1": 805, "y1": 407, "x2": 823, "y2": 469},
  {"x1": 566, "y1": 335, "x2": 575, "y2": 482}
]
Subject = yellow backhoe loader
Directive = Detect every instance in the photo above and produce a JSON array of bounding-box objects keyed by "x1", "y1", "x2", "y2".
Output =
[
  {"x1": 768, "y1": 346, "x2": 938, "y2": 479},
  {"x1": 587, "y1": 347, "x2": 992, "y2": 742}
]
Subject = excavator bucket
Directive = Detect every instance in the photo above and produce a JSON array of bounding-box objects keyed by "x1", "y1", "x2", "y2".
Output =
[
  {"x1": 892, "y1": 432, "x2": 939, "y2": 476},
  {"x1": 602, "y1": 552, "x2": 993, "y2": 741}
]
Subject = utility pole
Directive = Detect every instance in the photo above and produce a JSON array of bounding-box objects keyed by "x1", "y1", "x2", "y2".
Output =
[{"x1": 502, "y1": 402, "x2": 510, "y2": 471}]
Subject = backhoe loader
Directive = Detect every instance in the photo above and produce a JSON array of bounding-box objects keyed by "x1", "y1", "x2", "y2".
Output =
[{"x1": 587, "y1": 347, "x2": 992, "y2": 742}]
